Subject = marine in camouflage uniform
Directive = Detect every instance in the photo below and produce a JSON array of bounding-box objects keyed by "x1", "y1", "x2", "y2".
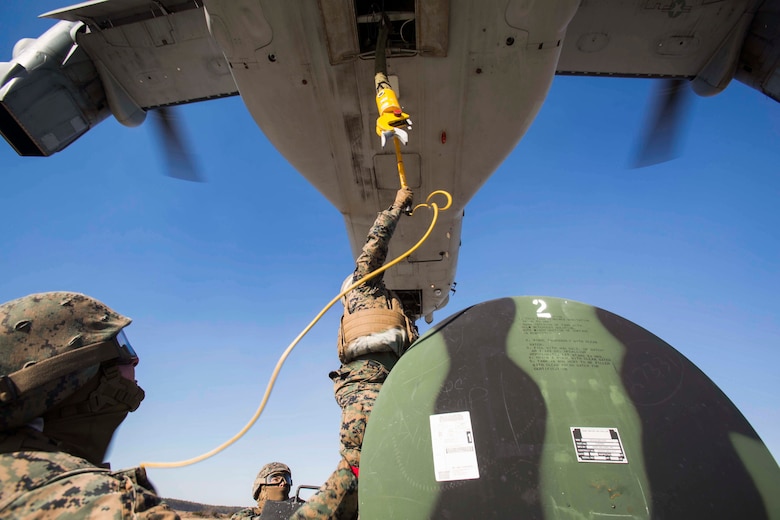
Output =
[
  {"x1": 231, "y1": 462, "x2": 303, "y2": 519},
  {"x1": 292, "y1": 187, "x2": 418, "y2": 520},
  {"x1": 0, "y1": 292, "x2": 179, "y2": 519}
]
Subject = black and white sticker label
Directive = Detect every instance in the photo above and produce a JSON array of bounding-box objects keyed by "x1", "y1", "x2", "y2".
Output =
[
  {"x1": 430, "y1": 411, "x2": 480, "y2": 481},
  {"x1": 571, "y1": 427, "x2": 628, "y2": 463}
]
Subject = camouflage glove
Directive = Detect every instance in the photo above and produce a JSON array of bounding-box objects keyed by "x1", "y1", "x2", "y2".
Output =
[{"x1": 392, "y1": 187, "x2": 413, "y2": 211}]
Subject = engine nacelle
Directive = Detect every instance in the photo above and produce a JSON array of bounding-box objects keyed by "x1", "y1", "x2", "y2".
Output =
[
  {"x1": 735, "y1": 5, "x2": 780, "y2": 103},
  {"x1": 0, "y1": 21, "x2": 111, "y2": 156}
]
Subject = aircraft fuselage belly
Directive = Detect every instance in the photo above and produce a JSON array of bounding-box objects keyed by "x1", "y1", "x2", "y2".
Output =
[{"x1": 203, "y1": 0, "x2": 580, "y2": 318}]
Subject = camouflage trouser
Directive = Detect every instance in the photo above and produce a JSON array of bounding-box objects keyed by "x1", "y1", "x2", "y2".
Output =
[
  {"x1": 289, "y1": 359, "x2": 389, "y2": 520},
  {"x1": 288, "y1": 458, "x2": 357, "y2": 520},
  {"x1": 332, "y1": 358, "x2": 389, "y2": 467}
]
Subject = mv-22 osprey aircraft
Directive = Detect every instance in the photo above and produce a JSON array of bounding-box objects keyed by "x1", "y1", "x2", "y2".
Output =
[{"x1": 0, "y1": 0, "x2": 778, "y2": 324}]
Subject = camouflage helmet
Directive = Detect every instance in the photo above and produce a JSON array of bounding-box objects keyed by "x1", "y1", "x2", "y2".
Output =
[
  {"x1": 341, "y1": 274, "x2": 355, "y2": 294},
  {"x1": 252, "y1": 462, "x2": 292, "y2": 499},
  {"x1": 0, "y1": 292, "x2": 132, "y2": 431}
]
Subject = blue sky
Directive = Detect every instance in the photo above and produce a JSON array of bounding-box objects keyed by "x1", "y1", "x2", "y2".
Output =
[{"x1": 2, "y1": 3, "x2": 778, "y2": 507}]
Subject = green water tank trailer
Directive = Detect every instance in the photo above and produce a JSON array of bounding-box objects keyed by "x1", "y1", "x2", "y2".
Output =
[{"x1": 360, "y1": 296, "x2": 780, "y2": 519}]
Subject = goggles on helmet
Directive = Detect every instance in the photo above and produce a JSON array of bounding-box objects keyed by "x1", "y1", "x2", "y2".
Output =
[
  {"x1": 265, "y1": 472, "x2": 292, "y2": 486},
  {"x1": 114, "y1": 330, "x2": 139, "y2": 366}
]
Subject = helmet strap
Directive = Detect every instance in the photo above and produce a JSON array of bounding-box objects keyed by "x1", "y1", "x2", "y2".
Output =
[
  {"x1": 0, "y1": 341, "x2": 119, "y2": 405},
  {"x1": 40, "y1": 363, "x2": 144, "y2": 466}
]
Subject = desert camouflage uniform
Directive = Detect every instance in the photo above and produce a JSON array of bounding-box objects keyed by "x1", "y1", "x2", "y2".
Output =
[
  {"x1": 0, "y1": 292, "x2": 174, "y2": 519},
  {"x1": 292, "y1": 196, "x2": 416, "y2": 520},
  {"x1": 232, "y1": 506, "x2": 263, "y2": 519},
  {"x1": 0, "y1": 449, "x2": 179, "y2": 519},
  {"x1": 231, "y1": 497, "x2": 304, "y2": 519},
  {"x1": 231, "y1": 505, "x2": 262, "y2": 519},
  {"x1": 232, "y1": 461, "x2": 300, "y2": 519},
  {"x1": 289, "y1": 458, "x2": 358, "y2": 520},
  {"x1": 345, "y1": 205, "x2": 406, "y2": 315}
]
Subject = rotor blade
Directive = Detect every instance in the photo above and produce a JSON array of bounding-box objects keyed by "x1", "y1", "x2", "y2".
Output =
[
  {"x1": 632, "y1": 78, "x2": 692, "y2": 169},
  {"x1": 152, "y1": 106, "x2": 204, "y2": 182}
]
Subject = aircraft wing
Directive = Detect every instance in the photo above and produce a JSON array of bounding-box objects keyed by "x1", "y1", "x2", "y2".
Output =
[
  {"x1": 557, "y1": 0, "x2": 780, "y2": 102},
  {"x1": 43, "y1": 1, "x2": 238, "y2": 110},
  {"x1": 0, "y1": 2, "x2": 236, "y2": 156},
  {"x1": 2, "y1": 0, "x2": 777, "y2": 321}
]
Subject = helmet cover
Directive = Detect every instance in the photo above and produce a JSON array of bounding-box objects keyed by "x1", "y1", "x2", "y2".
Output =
[
  {"x1": 0, "y1": 292, "x2": 131, "y2": 431},
  {"x1": 252, "y1": 462, "x2": 292, "y2": 499}
]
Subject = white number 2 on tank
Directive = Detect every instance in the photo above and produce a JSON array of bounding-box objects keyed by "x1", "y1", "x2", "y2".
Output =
[{"x1": 532, "y1": 299, "x2": 552, "y2": 318}]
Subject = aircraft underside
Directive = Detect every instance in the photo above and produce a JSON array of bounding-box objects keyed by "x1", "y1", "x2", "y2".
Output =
[{"x1": 201, "y1": 0, "x2": 580, "y2": 320}]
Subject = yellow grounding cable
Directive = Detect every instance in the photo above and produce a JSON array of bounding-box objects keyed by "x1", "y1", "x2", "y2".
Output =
[{"x1": 140, "y1": 189, "x2": 451, "y2": 470}]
